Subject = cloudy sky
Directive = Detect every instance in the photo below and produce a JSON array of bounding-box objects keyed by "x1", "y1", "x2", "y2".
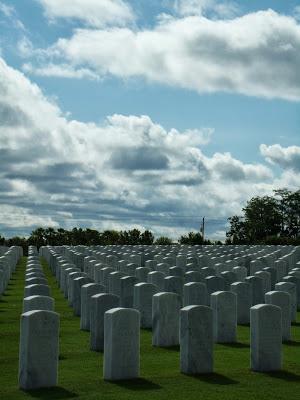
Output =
[{"x1": 0, "y1": 0, "x2": 299, "y2": 240}]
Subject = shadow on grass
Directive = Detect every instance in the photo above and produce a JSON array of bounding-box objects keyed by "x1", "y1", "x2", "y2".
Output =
[
  {"x1": 164, "y1": 345, "x2": 180, "y2": 352},
  {"x1": 291, "y1": 321, "x2": 300, "y2": 327},
  {"x1": 141, "y1": 328, "x2": 152, "y2": 333},
  {"x1": 284, "y1": 340, "x2": 300, "y2": 347},
  {"x1": 264, "y1": 371, "x2": 300, "y2": 382},
  {"x1": 189, "y1": 372, "x2": 239, "y2": 385},
  {"x1": 107, "y1": 378, "x2": 162, "y2": 391},
  {"x1": 23, "y1": 387, "x2": 78, "y2": 399},
  {"x1": 220, "y1": 342, "x2": 249, "y2": 349}
]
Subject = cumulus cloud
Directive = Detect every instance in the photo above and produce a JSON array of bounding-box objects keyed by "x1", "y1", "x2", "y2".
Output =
[
  {"x1": 174, "y1": 0, "x2": 239, "y2": 19},
  {"x1": 0, "y1": 205, "x2": 59, "y2": 229},
  {"x1": 207, "y1": 152, "x2": 273, "y2": 181},
  {"x1": 0, "y1": 57, "x2": 296, "y2": 238},
  {"x1": 109, "y1": 147, "x2": 170, "y2": 170},
  {"x1": 260, "y1": 144, "x2": 300, "y2": 172},
  {"x1": 36, "y1": 0, "x2": 134, "y2": 27},
  {"x1": 25, "y1": 9, "x2": 300, "y2": 101}
]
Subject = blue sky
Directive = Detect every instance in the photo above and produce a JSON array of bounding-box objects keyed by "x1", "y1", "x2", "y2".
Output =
[{"x1": 0, "y1": 0, "x2": 299, "y2": 239}]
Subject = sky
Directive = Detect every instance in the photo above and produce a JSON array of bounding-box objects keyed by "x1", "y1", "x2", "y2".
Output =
[{"x1": 0, "y1": 0, "x2": 299, "y2": 240}]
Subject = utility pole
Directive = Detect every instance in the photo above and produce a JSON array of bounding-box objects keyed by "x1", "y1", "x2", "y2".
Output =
[{"x1": 200, "y1": 217, "x2": 205, "y2": 241}]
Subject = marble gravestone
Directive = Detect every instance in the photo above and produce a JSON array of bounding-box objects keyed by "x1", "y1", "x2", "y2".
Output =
[
  {"x1": 90, "y1": 293, "x2": 120, "y2": 352},
  {"x1": 180, "y1": 305, "x2": 213, "y2": 374},
  {"x1": 80, "y1": 283, "x2": 105, "y2": 331},
  {"x1": 245, "y1": 276, "x2": 264, "y2": 306},
  {"x1": 147, "y1": 270, "x2": 165, "y2": 290},
  {"x1": 23, "y1": 295, "x2": 54, "y2": 313},
  {"x1": 164, "y1": 276, "x2": 183, "y2": 297},
  {"x1": 265, "y1": 290, "x2": 291, "y2": 342},
  {"x1": 103, "y1": 308, "x2": 140, "y2": 381},
  {"x1": 230, "y1": 282, "x2": 251, "y2": 324},
  {"x1": 183, "y1": 282, "x2": 207, "y2": 307},
  {"x1": 275, "y1": 282, "x2": 297, "y2": 322},
  {"x1": 120, "y1": 276, "x2": 138, "y2": 308},
  {"x1": 73, "y1": 276, "x2": 91, "y2": 316},
  {"x1": 24, "y1": 284, "x2": 50, "y2": 298},
  {"x1": 19, "y1": 310, "x2": 59, "y2": 390},
  {"x1": 211, "y1": 291, "x2": 237, "y2": 343},
  {"x1": 250, "y1": 304, "x2": 282, "y2": 372},
  {"x1": 133, "y1": 282, "x2": 157, "y2": 329},
  {"x1": 152, "y1": 292, "x2": 181, "y2": 347}
]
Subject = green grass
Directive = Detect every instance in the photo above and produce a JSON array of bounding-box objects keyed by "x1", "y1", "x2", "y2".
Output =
[{"x1": 1, "y1": 256, "x2": 300, "y2": 399}]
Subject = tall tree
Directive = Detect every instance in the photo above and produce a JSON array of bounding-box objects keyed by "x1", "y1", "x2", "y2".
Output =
[
  {"x1": 243, "y1": 195, "x2": 281, "y2": 241},
  {"x1": 226, "y1": 189, "x2": 300, "y2": 244},
  {"x1": 226, "y1": 215, "x2": 247, "y2": 244},
  {"x1": 274, "y1": 189, "x2": 300, "y2": 238}
]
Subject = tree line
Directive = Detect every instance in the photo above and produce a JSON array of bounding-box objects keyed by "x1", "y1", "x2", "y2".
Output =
[
  {"x1": 1, "y1": 188, "x2": 299, "y2": 252},
  {"x1": 0, "y1": 227, "x2": 214, "y2": 252}
]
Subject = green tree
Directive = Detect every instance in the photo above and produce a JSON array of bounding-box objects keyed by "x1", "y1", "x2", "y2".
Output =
[
  {"x1": 155, "y1": 236, "x2": 173, "y2": 245},
  {"x1": 28, "y1": 227, "x2": 47, "y2": 247},
  {"x1": 126, "y1": 229, "x2": 141, "y2": 245},
  {"x1": 0, "y1": 234, "x2": 5, "y2": 245},
  {"x1": 84, "y1": 229, "x2": 102, "y2": 245},
  {"x1": 226, "y1": 189, "x2": 300, "y2": 244},
  {"x1": 274, "y1": 189, "x2": 300, "y2": 238},
  {"x1": 226, "y1": 215, "x2": 247, "y2": 244},
  {"x1": 100, "y1": 230, "x2": 121, "y2": 245},
  {"x1": 140, "y1": 230, "x2": 154, "y2": 245},
  {"x1": 243, "y1": 196, "x2": 281, "y2": 241},
  {"x1": 179, "y1": 232, "x2": 204, "y2": 245}
]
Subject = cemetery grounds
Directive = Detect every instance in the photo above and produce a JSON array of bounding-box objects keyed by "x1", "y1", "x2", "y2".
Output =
[{"x1": 1, "y1": 256, "x2": 300, "y2": 400}]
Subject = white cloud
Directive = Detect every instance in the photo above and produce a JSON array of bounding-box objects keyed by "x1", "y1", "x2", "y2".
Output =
[
  {"x1": 260, "y1": 144, "x2": 300, "y2": 172},
  {"x1": 0, "y1": 1, "x2": 25, "y2": 30},
  {"x1": 22, "y1": 62, "x2": 99, "y2": 80},
  {"x1": 174, "y1": 0, "x2": 239, "y2": 19},
  {"x1": 0, "y1": 205, "x2": 59, "y2": 228},
  {"x1": 0, "y1": 2, "x2": 14, "y2": 17},
  {"x1": 209, "y1": 229, "x2": 227, "y2": 240},
  {"x1": 207, "y1": 152, "x2": 273, "y2": 181},
  {"x1": 29, "y1": 9, "x2": 300, "y2": 100},
  {"x1": 294, "y1": 6, "x2": 300, "y2": 21},
  {"x1": 17, "y1": 37, "x2": 35, "y2": 58},
  {"x1": 0, "y1": 57, "x2": 297, "y2": 237},
  {"x1": 36, "y1": 0, "x2": 135, "y2": 27}
]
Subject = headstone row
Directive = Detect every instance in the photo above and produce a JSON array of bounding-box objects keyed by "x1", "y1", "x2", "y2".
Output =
[
  {"x1": 0, "y1": 246, "x2": 23, "y2": 296},
  {"x1": 19, "y1": 247, "x2": 59, "y2": 390}
]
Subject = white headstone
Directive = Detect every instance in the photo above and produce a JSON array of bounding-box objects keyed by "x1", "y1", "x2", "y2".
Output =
[
  {"x1": 103, "y1": 308, "x2": 140, "y2": 381},
  {"x1": 18, "y1": 310, "x2": 59, "y2": 389},
  {"x1": 250, "y1": 304, "x2": 282, "y2": 371},
  {"x1": 180, "y1": 305, "x2": 213, "y2": 374}
]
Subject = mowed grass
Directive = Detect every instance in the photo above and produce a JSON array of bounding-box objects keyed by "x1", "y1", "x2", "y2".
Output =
[{"x1": 1, "y1": 257, "x2": 300, "y2": 400}]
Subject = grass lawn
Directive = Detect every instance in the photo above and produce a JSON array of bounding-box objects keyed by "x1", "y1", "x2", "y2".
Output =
[{"x1": 1, "y1": 256, "x2": 300, "y2": 400}]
